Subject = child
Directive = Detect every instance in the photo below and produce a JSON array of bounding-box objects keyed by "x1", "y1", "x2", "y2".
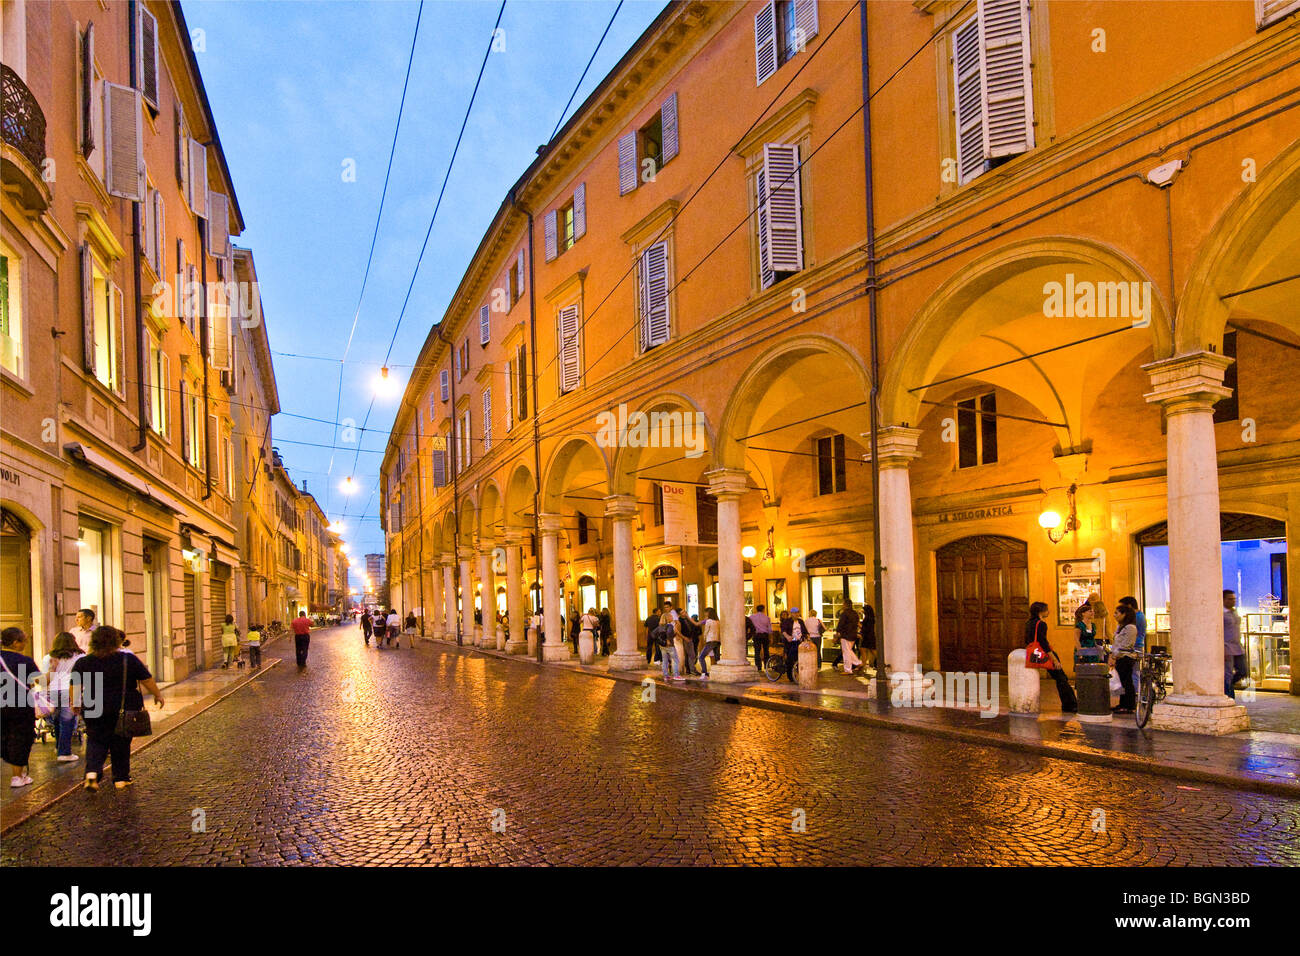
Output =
[
  {"x1": 221, "y1": 614, "x2": 240, "y2": 668},
  {"x1": 245, "y1": 624, "x2": 262, "y2": 669}
]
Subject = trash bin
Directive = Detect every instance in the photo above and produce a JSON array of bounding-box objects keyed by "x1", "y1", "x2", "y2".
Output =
[{"x1": 1075, "y1": 659, "x2": 1111, "y2": 723}]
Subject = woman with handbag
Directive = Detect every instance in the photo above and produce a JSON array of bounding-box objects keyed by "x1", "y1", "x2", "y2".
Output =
[
  {"x1": 1, "y1": 626, "x2": 44, "y2": 788},
  {"x1": 72, "y1": 626, "x2": 165, "y2": 791},
  {"x1": 1024, "y1": 602, "x2": 1078, "y2": 713}
]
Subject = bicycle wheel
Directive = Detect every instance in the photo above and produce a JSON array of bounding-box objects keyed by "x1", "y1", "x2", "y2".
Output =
[
  {"x1": 1135, "y1": 669, "x2": 1156, "y2": 728},
  {"x1": 763, "y1": 655, "x2": 785, "y2": 682}
]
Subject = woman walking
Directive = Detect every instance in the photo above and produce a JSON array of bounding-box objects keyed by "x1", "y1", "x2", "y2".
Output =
[
  {"x1": 1025, "y1": 602, "x2": 1077, "y2": 712},
  {"x1": 71, "y1": 627, "x2": 164, "y2": 790},
  {"x1": 400, "y1": 609, "x2": 417, "y2": 649},
  {"x1": 696, "y1": 608, "x2": 721, "y2": 679},
  {"x1": 42, "y1": 632, "x2": 84, "y2": 763},
  {"x1": 1, "y1": 627, "x2": 41, "y2": 788}
]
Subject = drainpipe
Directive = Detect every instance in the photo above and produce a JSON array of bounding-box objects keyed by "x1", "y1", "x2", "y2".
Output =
[
  {"x1": 199, "y1": 195, "x2": 212, "y2": 501},
  {"x1": 860, "y1": 1, "x2": 888, "y2": 705},
  {"x1": 435, "y1": 320, "x2": 462, "y2": 644},
  {"x1": 130, "y1": 0, "x2": 149, "y2": 453},
  {"x1": 509, "y1": 189, "x2": 543, "y2": 639}
]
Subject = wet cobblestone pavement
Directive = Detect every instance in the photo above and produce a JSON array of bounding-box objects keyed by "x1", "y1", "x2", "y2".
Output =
[{"x1": 3, "y1": 626, "x2": 1298, "y2": 866}]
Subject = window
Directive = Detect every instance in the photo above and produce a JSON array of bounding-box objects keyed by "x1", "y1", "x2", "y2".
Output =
[
  {"x1": 440, "y1": 368, "x2": 450, "y2": 401},
  {"x1": 144, "y1": 187, "x2": 165, "y2": 275},
  {"x1": 459, "y1": 409, "x2": 471, "y2": 471},
  {"x1": 1258, "y1": 1, "x2": 1300, "y2": 28},
  {"x1": 637, "y1": 241, "x2": 670, "y2": 351},
  {"x1": 80, "y1": 245, "x2": 121, "y2": 392},
  {"x1": 104, "y1": 82, "x2": 144, "y2": 201},
  {"x1": 79, "y1": 23, "x2": 97, "y2": 160},
  {"x1": 755, "y1": 1, "x2": 819, "y2": 85},
  {"x1": 224, "y1": 435, "x2": 235, "y2": 498},
  {"x1": 147, "y1": 334, "x2": 169, "y2": 436},
  {"x1": 0, "y1": 244, "x2": 22, "y2": 378},
  {"x1": 577, "y1": 512, "x2": 589, "y2": 545},
  {"x1": 77, "y1": 516, "x2": 116, "y2": 626},
  {"x1": 432, "y1": 436, "x2": 447, "y2": 488},
  {"x1": 504, "y1": 361, "x2": 513, "y2": 433},
  {"x1": 180, "y1": 380, "x2": 204, "y2": 468},
  {"x1": 815, "y1": 434, "x2": 846, "y2": 495},
  {"x1": 457, "y1": 339, "x2": 469, "y2": 381},
  {"x1": 557, "y1": 303, "x2": 582, "y2": 394},
  {"x1": 482, "y1": 387, "x2": 493, "y2": 452},
  {"x1": 951, "y1": 0, "x2": 1034, "y2": 185},
  {"x1": 516, "y1": 344, "x2": 528, "y2": 421},
  {"x1": 756, "y1": 143, "x2": 805, "y2": 289},
  {"x1": 479, "y1": 305, "x2": 490, "y2": 346},
  {"x1": 618, "y1": 95, "x2": 678, "y2": 195},
  {"x1": 544, "y1": 184, "x2": 586, "y2": 261},
  {"x1": 652, "y1": 483, "x2": 664, "y2": 526},
  {"x1": 136, "y1": 5, "x2": 160, "y2": 110},
  {"x1": 956, "y1": 392, "x2": 998, "y2": 468},
  {"x1": 1214, "y1": 331, "x2": 1239, "y2": 423}
]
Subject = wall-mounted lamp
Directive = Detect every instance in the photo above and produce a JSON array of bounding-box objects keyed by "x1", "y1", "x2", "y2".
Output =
[
  {"x1": 1039, "y1": 484, "x2": 1079, "y2": 544},
  {"x1": 741, "y1": 545, "x2": 757, "y2": 560}
]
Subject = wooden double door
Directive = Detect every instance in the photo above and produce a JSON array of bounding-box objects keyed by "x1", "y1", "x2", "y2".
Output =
[{"x1": 937, "y1": 535, "x2": 1029, "y2": 673}]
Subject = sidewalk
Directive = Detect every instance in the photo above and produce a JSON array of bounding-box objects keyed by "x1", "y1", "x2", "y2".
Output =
[
  {"x1": 1, "y1": 648, "x2": 281, "y2": 833},
  {"x1": 438, "y1": 636, "x2": 1300, "y2": 797}
]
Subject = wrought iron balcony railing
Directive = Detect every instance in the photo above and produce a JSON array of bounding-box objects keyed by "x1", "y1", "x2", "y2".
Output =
[{"x1": 2, "y1": 63, "x2": 46, "y2": 170}]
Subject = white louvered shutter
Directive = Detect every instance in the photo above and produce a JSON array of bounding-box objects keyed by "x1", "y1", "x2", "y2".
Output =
[
  {"x1": 208, "y1": 191, "x2": 231, "y2": 259},
  {"x1": 977, "y1": 0, "x2": 1034, "y2": 161},
  {"x1": 138, "y1": 6, "x2": 160, "y2": 108},
  {"x1": 638, "y1": 242, "x2": 670, "y2": 350},
  {"x1": 756, "y1": 167, "x2": 773, "y2": 290},
  {"x1": 544, "y1": 209, "x2": 558, "y2": 262},
  {"x1": 80, "y1": 245, "x2": 96, "y2": 373},
  {"x1": 142, "y1": 188, "x2": 153, "y2": 269},
  {"x1": 113, "y1": 284, "x2": 126, "y2": 394},
  {"x1": 432, "y1": 447, "x2": 446, "y2": 488},
  {"x1": 760, "y1": 143, "x2": 804, "y2": 277},
  {"x1": 479, "y1": 304, "x2": 490, "y2": 345},
  {"x1": 573, "y1": 183, "x2": 586, "y2": 240},
  {"x1": 142, "y1": 336, "x2": 153, "y2": 430},
  {"x1": 617, "y1": 132, "x2": 638, "y2": 195},
  {"x1": 516, "y1": 248, "x2": 526, "y2": 296},
  {"x1": 661, "y1": 92, "x2": 679, "y2": 165},
  {"x1": 482, "y1": 388, "x2": 493, "y2": 451},
  {"x1": 440, "y1": 368, "x2": 449, "y2": 401},
  {"x1": 189, "y1": 138, "x2": 207, "y2": 215},
  {"x1": 104, "y1": 83, "x2": 144, "y2": 201},
  {"x1": 558, "y1": 304, "x2": 581, "y2": 393},
  {"x1": 175, "y1": 105, "x2": 187, "y2": 188},
  {"x1": 462, "y1": 410, "x2": 471, "y2": 467},
  {"x1": 504, "y1": 361, "x2": 513, "y2": 432},
  {"x1": 755, "y1": 1, "x2": 778, "y2": 85},
  {"x1": 794, "y1": 0, "x2": 819, "y2": 50},
  {"x1": 1258, "y1": 1, "x2": 1300, "y2": 27},
  {"x1": 952, "y1": 15, "x2": 984, "y2": 185},
  {"x1": 211, "y1": 285, "x2": 232, "y2": 371}
]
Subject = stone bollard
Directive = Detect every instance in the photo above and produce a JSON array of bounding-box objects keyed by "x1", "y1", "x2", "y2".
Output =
[
  {"x1": 526, "y1": 626, "x2": 538, "y2": 657},
  {"x1": 1008, "y1": 648, "x2": 1040, "y2": 714},
  {"x1": 496, "y1": 625, "x2": 506, "y2": 651},
  {"x1": 578, "y1": 629, "x2": 596, "y2": 665},
  {"x1": 797, "y1": 639, "x2": 819, "y2": 689}
]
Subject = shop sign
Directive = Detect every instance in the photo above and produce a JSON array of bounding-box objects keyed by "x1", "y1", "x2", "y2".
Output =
[
  {"x1": 661, "y1": 482, "x2": 698, "y2": 546},
  {"x1": 817, "y1": 565, "x2": 865, "y2": 576},
  {"x1": 938, "y1": 504, "x2": 1014, "y2": 524},
  {"x1": 0, "y1": 466, "x2": 21, "y2": 487}
]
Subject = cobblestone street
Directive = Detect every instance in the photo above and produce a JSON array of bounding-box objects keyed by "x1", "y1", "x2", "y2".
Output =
[{"x1": 3, "y1": 626, "x2": 1298, "y2": 866}]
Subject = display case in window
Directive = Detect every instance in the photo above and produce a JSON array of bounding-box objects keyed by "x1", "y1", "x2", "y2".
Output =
[{"x1": 1243, "y1": 607, "x2": 1290, "y2": 692}]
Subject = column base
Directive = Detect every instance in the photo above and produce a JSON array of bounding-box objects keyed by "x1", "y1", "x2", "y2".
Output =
[
  {"x1": 477, "y1": 629, "x2": 494, "y2": 649},
  {"x1": 542, "y1": 642, "x2": 572, "y2": 662},
  {"x1": 701, "y1": 659, "x2": 757, "y2": 685},
  {"x1": 886, "y1": 670, "x2": 936, "y2": 707},
  {"x1": 505, "y1": 639, "x2": 528, "y2": 655},
  {"x1": 1150, "y1": 693, "x2": 1250, "y2": 735},
  {"x1": 607, "y1": 650, "x2": 646, "y2": 672}
]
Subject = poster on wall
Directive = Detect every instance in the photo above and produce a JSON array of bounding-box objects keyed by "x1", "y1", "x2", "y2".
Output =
[
  {"x1": 1056, "y1": 558, "x2": 1103, "y2": 626},
  {"x1": 661, "y1": 481, "x2": 698, "y2": 546}
]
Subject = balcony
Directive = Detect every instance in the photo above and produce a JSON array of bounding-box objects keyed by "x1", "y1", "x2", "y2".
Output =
[{"x1": 1, "y1": 64, "x2": 50, "y2": 214}]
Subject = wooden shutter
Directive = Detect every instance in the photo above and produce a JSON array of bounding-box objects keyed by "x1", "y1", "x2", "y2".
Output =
[
  {"x1": 462, "y1": 409, "x2": 471, "y2": 467},
  {"x1": 113, "y1": 285, "x2": 125, "y2": 393},
  {"x1": 543, "y1": 209, "x2": 558, "y2": 262},
  {"x1": 104, "y1": 83, "x2": 144, "y2": 201},
  {"x1": 755, "y1": 1, "x2": 778, "y2": 85},
  {"x1": 154, "y1": 194, "x2": 166, "y2": 275},
  {"x1": 210, "y1": 288, "x2": 232, "y2": 371},
  {"x1": 479, "y1": 304, "x2": 490, "y2": 345},
  {"x1": 617, "y1": 132, "x2": 638, "y2": 195},
  {"x1": 516, "y1": 247, "x2": 526, "y2": 296},
  {"x1": 137, "y1": 6, "x2": 160, "y2": 108},
  {"x1": 432, "y1": 448, "x2": 446, "y2": 488},
  {"x1": 660, "y1": 92, "x2": 679, "y2": 165},
  {"x1": 175, "y1": 105, "x2": 187, "y2": 188},
  {"x1": 573, "y1": 183, "x2": 586, "y2": 240},
  {"x1": 440, "y1": 368, "x2": 449, "y2": 401},
  {"x1": 756, "y1": 167, "x2": 774, "y2": 290},
  {"x1": 142, "y1": 336, "x2": 154, "y2": 429},
  {"x1": 952, "y1": 15, "x2": 985, "y2": 185},
  {"x1": 1258, "y1": 0, "x2": 1300, "y2": 27},
  {"x1": 482, "y1": 387, "x2": 493, "y2": 451},
  {"x1": 638, "y1": 242, "x2": 670, "y2": 349},
  {"x1": 558, "y1": 304, "x2": 581, "y2": 393},
  {"x1": 189, "y1": 138, "x2": 207, "y2": 216},
  {"x1": 978, "y1": 0, "x2": 1034, "y2": 160},
  {"x1": 81, "y1": 24, "x2": 95, "y2": 156},
  {"x1": 504, "y1": 361, "x2": 513, "y2": 432},
  {"x1": 186, "y1": 263, "x2": 198, "y2": 332},
  {"x1": 760, "y1": 143, "x2": 804, "y2": 276},
  {"x1": 179, "y1": 380, "x2": 188, "y2": 460},
  {"x1": 795, "y1": 0, "x2": 819, "y2": 48},
  {"x1": 208, "y1": 191, "x2": 230, "y2": 259},
  {"x1": 517, "y1": 343, "x2": 528, "y2": 420},
  {"x1": 80, "y1": 244, "x2": 96, "y2": 373}
]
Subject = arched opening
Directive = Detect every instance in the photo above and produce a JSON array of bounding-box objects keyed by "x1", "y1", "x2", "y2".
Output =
[
  {"x1": 936, "y1": 535, "x2": 1029, "y2": 673},
  {"x1": 1, "y1": 507, "x2": 35, "y2": 648}
]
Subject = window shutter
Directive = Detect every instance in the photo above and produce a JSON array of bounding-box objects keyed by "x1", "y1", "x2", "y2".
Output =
[
  {"x1": 1258, "y1": 0, "x2": 1300, "y2": 27},
  {"x1": 977, "y1": 0, "x2": 1034, "y2": 160},
  {"x1": 558, "y1": 304, "x2": 581, "y2": 393},
  {"x1": 516, "y1": 248, "x2": 526, "y2": 296},
  {"x1": 187, "y1": 263, "x2": 198, "y2": 332},
  {"x1": 137, "y1": 6, "x2": 160, "y2": 108},
  {"x1": 760, "y1": 143, "x2": 804, "y2": 276},
  {"x1": 573, "y1": 183, "x2": 587, "y2": 240},
  {"x1": 142, "y1": 187, "x2": 153, "y2": 270},
  {"x1": 795, "y1": 0, "x2": 819, "y2": 47},
  {"x1": 154, "y1": 194, "x2": 166, "y2": 275},
  {"x1": 142, "y1": 337, "x2": 154, "y2": 429},
  {"x1": 756, "y1": 167, "x2": 774, "y2": 290},
  {"x1": 482, "y1": 387, "x2": 493, "y2": 451},
  {"x1": 189, "y1": 138, "x2": 207, "y2": 216},
  {"x1": 440, "y1": 368, "x2": 449, "y2": 401},
  {"x1": 517, "y1": 343, "x2": 528, "y2": 420},
  {"x1": 479, "y1": 304, "x2": 490, "y2": 346},
  {"x1": 175, "y1": 105, "x2": 187, "y2": 188},
  {"x1": 80, "y1": 244, "x2": 96, "y2": 373},
  {"x1": 81, "y1": 24, "x2": 95, "y2": 157},
  {"x1": 504, "y1": 360, "x2": 513, "y2": 432},
  {"x1": 432, "y1": 448, "x2": 446, "y2": 488},
  {"x1": 755, "y1": 1, "x2": 778, "y2": 86},
  {"x1": 952, "y1": 15, "x2": 985, "y2": 185},
  {"x1": 113, "y1": 285, "x2": 125, "y2": 394},
  {"x1": 544, "y1": 209, "x2": 558, "y2": 262},
  {"x1": 660, "y1": 92, "x2": 679, "y2": 165},
  {"x1": 462, "y1": 409, "x2": 471, "y2": 467},
  {"x1": 211, "y1": 289, "x2": 232, "y2": 371},
  {"x1": 617, "y1": 132, "x2": 638, "y2": 195},
  {"x1": 104, "y1": 82, "x2": 144, "y2": 201},
  {"x1": 208, "y1": 191, "x2": 230, "y2": 259},
  {"x1": 638, "y1": 242, "x2": 670, "y2": 349},
  {"x1": 179, "y1": 380, "x2": 188, "y2": 459}
]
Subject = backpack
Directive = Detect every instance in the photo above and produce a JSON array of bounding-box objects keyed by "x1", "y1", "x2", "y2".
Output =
[
  {"x1": 653, "y1": 620, "x2": 675, "y2": 646},
  {"x1": 680, "y1": 616, "x2": 700, "y2": 640}
]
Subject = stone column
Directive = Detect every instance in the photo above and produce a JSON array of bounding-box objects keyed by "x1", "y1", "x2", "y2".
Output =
[
  {"x1": 477, "y1": 547, "x2": 495, "y2": 648},
  {"x1": 875, "y1": 426, "x2": 924, "y2": 684},
  {"x1": 426, "y1": 562, "x2": 442, "y2": 638},
  {"x1": 539, "y1": 513, "x2": 570, "y2": 661},
  {"x1": 704, "y1": 469, "x2": 755, "y2": 683},
  {"x1": 504, "y1": 532, "x2": 527, "y2": 655},
  {"x1": 457, "y1": 548, "x2": 476, "y2": 643},
  {"x1": 1143, "y1": 352, "x2": 1249, "y2": 734},
  {"x1": 442, "y1": 558, "x2": 456, "y2": 642},
  {"x1": 604, "y1": 494, "x2": 644, "y2": 671}
]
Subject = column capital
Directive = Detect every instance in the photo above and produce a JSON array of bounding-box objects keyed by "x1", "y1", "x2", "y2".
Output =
[
  {"x1": 867, "y1": 425, "x2": 923, "y2": 468},
  {"x1": 501, "y1": 528, "x2": 526, "y2": 545},
  {"x1": 603, "y1": 494, "x2": 639, "y2": 519},
  {"x1": 1142, "y1": 351, "x2": 1232, "y2": 413},
  {"x1": 439, "y1": 552, "x2": 455, "y2": 566},
  {"x1": 705, "y1": 468, "x2": 750, "y2": 499},
  {"x1": 538, "y1": 513, "x2": 566, "y2": 535},
  {"x1": 456, "y1": 546, "x2": 475, "y2": 563}
]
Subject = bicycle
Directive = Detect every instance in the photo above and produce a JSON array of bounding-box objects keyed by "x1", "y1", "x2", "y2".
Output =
[{"x1": 1134, "y1": 644, "x2": 1172, "y2": 729}]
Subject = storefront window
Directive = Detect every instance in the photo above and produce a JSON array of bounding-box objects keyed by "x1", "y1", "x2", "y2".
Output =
[
  {"x1": 578, "y1": 576, "x2": 597, "y2": 613},
  {"x1": 77, "y1": 517, "x2": 115, "y2": 625},
  {"x1": 638, "y1": 586, "x2": 648, "y2": 620},
  {"x1": 686, "y1": 583, "x2": 699, "y2": 619}
]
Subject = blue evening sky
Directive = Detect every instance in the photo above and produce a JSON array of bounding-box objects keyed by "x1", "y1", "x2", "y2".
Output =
[{"x1": 183, "y1": 0, "x2": 667, "y2": 566}]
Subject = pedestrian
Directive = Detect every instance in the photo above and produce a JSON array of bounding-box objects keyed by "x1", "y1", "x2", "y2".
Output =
[
  {"x1": 245, "y1": 623, "x2": 263, "y2": 669},
  {"x1": 1223, "y1": 589, "x2": 1248, "y2": 698},
  {"x1": 655, "y1": 612, "x2": 683, "y2": 682},
  {"x1": 401, "y1": 609, "x2": 417, "y2": 649},
  {"x1": 1074, "y1": 602, "x2": 1098, "y2": 648},
  {"x1": 1110, "y1": 604, "x2": 1139, "y2": 714},
  {"x1": 598, "y1": 608, "x2": 612, "y2": 657},
  {"x1": 806, "y1": 608, "x2": 825, "y2": 665},
  {"x1": 644, "y1": 607, "x2": 662, "y2": 664},
  {"x1": 859, "y1": 601, "x2": 877, "y2": 669},
  {"x1": 1118, "y1": 596, "x2": 1146, "y2": 652},
  {"x1": 579, "y1": 607, "x2": 600, "y2": 659},
  {"x1": 291, "y1": 611, "x2": 312, "y2": 668},
  {"x1": 568, "y1": 607, "x2": 581, "y2": 655},
  {"x1": 1, "y1": 627, "x2": 41, "y2": 788},
  {"x1": 221, "y1": 613, "x2": 240, "y2": 668},
  {"x1": 361, "y1": 610, "x2": 372, "y2": 646},
  {"x1": 835, "y1": 603, "x2": 861, "y2": 672},
  {"x1": 70, "y1": 608, "x2": 96, "y2": 655},
  {"x1": 1024, "y1": 602, "x2": 1077, "y2": 712},
  {"x1": 385, "y1": 608, "x2": 400, "y2": 648},
  {"x1": 783, "y1": 608, "x2": 809, "y2": 683},
  {"x1": 41, "y1": 632, "x2": 84, "y2": 763},
  {"x1": 72, "y1": 626, "x2": 164, "y2": 791},
  {"x1": 748, "y1": 604, "x2": 772, "y2": 673},
  {"x1": 675, "y1": 612, "x2": 699, "y2": 677},
  {"x1": 697, "y1": 608, "x2": 721, "y2": 678}
]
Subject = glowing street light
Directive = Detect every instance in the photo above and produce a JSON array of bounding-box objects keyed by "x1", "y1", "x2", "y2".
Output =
[
  {"x1": 374, "y1": 365, "x2": 401, "y2": 399},
  {"x1": 340, "y1": 476, "x2": 357, "y2": 495}
]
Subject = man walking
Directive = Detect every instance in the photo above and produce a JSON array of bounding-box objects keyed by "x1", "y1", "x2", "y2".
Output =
[
  {"x1": 361, "y1": 610, "x2": 372, "y2": 646},
  {"x1": 1223, "y1": 590, "x2": 1248, "y2": 698},
  {"x1": 291, "y1": 610, "x2": 312, "y2": 668},
  {"x1": 644, "y1": 607, "x2": 661, "y2": 665},
  {"x1": 748, "y1": 604, "x2": 772, "y2": 673}
]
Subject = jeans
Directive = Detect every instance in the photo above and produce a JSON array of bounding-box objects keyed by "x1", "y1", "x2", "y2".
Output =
[
  {"x1": 55, "y1": 708, "x2": 78, "y2": 756},
  {"x1": 248, "y1": 644, "x2": 262, "y2": 668},
  {"x1": 698, "y1": 641, "x2": 721, "y2": 675},
  {"x1": 645, "y1": 634, "x2": 660, "y2": 664},
  {"x1": 679, "y1": 635, "x2": 698, "y2": 675},
  {"x1": 1046, "y1": 668, "x2": 1077, "y2": 711},
  {"x1": 85, "y1": 724, "x2": 130, "y2": 782},
  {"x1": 659, "y1": 644, "x2": 680, "y2": 679},
  {"x1": 1115, "y1": 656, "x2": 1136, "y2": 710},
  {"x1": 784, "y1": 638, "x2": 800, "y2": 681},
  {"x1": 1225, "y1": 654, "x2": 1248, "y2": 698},
  {"x1": 294, "y1": 634, "x2": 310, "y2": 666},
  {"x1": 752, "y1": 634, "x2": 770, "y2": 669}
]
